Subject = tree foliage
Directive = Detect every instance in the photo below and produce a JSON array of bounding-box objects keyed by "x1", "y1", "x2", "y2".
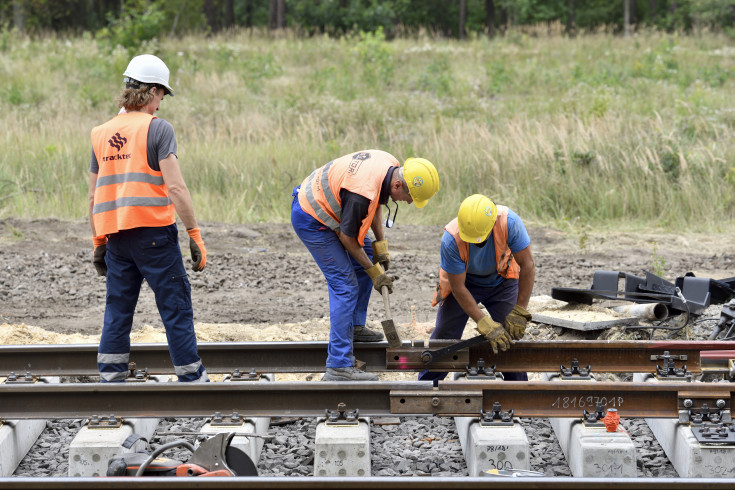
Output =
[{"x1": 1, "y1": 0, "x2": 735, "y2": 38}]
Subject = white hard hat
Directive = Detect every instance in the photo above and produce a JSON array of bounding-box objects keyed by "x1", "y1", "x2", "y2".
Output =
[{"x1": 123, "y1": 54, "x2": 174, "y2": 96}]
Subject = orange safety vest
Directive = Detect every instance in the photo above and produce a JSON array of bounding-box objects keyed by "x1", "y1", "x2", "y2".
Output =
[
  {"x1": 91, "y1": 112, "x2": 175, "y2": 236},
  {"x1": 297, "y1": 150, "x2": 399, "y2": 246},
  {"x1": 431, "y1": 206, "x2": 520, "y2": 306}
]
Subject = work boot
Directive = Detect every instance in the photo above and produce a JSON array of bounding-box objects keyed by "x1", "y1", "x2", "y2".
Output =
[
  {"x1": 321, "y1": 367, "x2": 379, "y2": 381},
  {"x1": 353, "y1": 325, "x2": 384, "y2": 342}
]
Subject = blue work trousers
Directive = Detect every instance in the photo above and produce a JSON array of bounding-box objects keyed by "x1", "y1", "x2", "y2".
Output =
[
  {"x1": 291, "y1": 190, "x2": 373, "y2": 368},
  {"x1": 98, "y1": 224, "x2": 207, "y2": 382},
  {"x1": 419, "y1": 278, "x2": 528, "y2": 382}
]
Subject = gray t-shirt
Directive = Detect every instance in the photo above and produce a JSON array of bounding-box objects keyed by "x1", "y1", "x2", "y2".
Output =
[{"x1": 89, "y1": 118, "x2": 177, "y2": 173}]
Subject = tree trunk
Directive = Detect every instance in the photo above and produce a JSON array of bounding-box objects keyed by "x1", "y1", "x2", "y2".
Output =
[
  {"x1": 224, "y1": 0, "x2": 235, "y2": 28},
  {"x1": 624, "y1": 0, "x2": 630, "y2": 37},
  {"x1": 649, "y1": 0, "x2": 657, "y2": 23},
  {"x1": 277, "y1": 0, "x2": 286, "y2": 29},
  {"x1": 567, "y1": 0, "x2": 575, "y2": 36},
  {"x1": 269, "y1": 0, "x2": 277, "y2": 30},
  {"x1": 459, "y1": 0, "x2": 466, "y2": 39},
  {"x1": 485, "y1": 0, "x2": 495, "y2": 37},
  {"x1": 669, "y1": 0, "x2": 677, "y2": 15},
  {"x1": 244, "y1": 0, "x2": 253, "y2": 28},
  {"x1": 204, "y1": 0, "x2": 217, "y2": 33}
]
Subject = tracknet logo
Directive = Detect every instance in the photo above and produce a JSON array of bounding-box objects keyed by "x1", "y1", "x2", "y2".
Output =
[{"x1": 108, "y1": 133, "x2": 128, "y2": 151}]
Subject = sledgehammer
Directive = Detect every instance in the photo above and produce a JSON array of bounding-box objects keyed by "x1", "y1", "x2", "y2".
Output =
[{"x1": 381, "y1": 286, "x2": 402, "y2": 348}]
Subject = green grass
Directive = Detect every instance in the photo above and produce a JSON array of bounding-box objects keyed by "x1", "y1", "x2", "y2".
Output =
[{"x1": 1, "y1": 27, "x2": 735, "y2": 231}]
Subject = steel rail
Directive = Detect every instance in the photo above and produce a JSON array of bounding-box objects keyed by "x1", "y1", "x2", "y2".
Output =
[
  {"x1": 1, "y1": 340, "x2": 734, "y2": 376},
  {"x1": 0, "y1": 476, "x2": 732, "y2": 489},
  {"x1": 0, "y1": 379, "x2": 733, "y2": 420}
]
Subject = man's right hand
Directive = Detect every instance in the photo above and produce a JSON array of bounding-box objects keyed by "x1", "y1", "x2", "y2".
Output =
[
  {"x1": 92, "y1": 235, "x2": 107, "y2": 277},
  {"x1": 476, "y1": 315, "x2": 513, "y2": 354},
  {"x1": 365, "y1": 263, "x2": 395, "y2": 294}
]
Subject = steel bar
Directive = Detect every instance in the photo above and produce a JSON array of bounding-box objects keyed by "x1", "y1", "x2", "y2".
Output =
[
  {"x1": 0, "y1": 380, "x2": 733, "y2": 420},
  {"x1": 1, "y1": 476, "x2": 733, "y2": 490},
  {"x1": 2, "y1": 340, "x2": 734, "y2": 377}
]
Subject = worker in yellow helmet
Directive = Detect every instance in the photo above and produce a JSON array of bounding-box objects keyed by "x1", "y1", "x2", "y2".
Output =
[
  {"x1": 292, "y1": 151, "x2": 440, "y2": 381},
  {"x1": 422, "y1": 194, "x2": 535, "y2": 382}
]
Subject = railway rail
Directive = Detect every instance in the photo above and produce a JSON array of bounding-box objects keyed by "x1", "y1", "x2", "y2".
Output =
[
  {"x1": 2, "y1": 340, "x2": 735, "y2": 376},
  {"x1": 0, "y1": 379, "x2": 733, "y2": 420},
  {"x1": 1, "y1": 476, "x2": 734, "y2": 489}
]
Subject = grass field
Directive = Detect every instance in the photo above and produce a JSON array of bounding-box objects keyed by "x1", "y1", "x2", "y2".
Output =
[{"x1": 1, "y1": 27, "x2": 734, "y2": 232}]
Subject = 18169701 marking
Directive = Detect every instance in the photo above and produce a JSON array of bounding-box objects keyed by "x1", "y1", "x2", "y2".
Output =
[{"x1": 551, "y1": 395, "x2": 624, "y2": 409}]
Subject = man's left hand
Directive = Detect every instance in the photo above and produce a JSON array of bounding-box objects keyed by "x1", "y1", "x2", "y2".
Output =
[{"x1": 503, "y1": 304, "x2": 532, "y2": 340}]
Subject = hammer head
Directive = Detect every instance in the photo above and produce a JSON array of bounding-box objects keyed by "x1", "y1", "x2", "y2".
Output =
[{"x1": 381, "y1": 318, "x2": 402, "y2": 348}]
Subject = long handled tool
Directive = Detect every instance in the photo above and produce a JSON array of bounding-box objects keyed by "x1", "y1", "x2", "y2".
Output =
[{"x1": 381, "y1": 286, "x2": 402, "y2": 348}]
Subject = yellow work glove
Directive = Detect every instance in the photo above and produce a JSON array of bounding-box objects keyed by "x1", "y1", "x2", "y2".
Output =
[
  {"x1": 92, "y1": 235, "x2": 107, "y2": 277},
  {"x1": 476, "y1": 315, "x2": 513, "y2": 354},
  {"x1": 503, "y1": 304, "x2": 532, "y2": 340},
  {"x1": 371, "y1": 239, "x2": 390, "y2": 271},
  {"x1": 186, "y1": 228, "x2": 207, "y2": 272},
  {"x1": 365, "y1": 263, "x2": 395, "y2": 294}
]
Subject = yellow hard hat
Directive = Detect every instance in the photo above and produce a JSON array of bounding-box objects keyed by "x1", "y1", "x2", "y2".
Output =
[
  {"x1": 403, "y1": 157, "x2": 440, "y2": 208},
  {"x1": 458, "y1": 194, "x2": 498, "y2": 243}
]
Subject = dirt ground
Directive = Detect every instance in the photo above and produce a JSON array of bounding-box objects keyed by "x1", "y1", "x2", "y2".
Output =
[{"x1": 0, "y1": 218, "x2": 733, "y2": 345}]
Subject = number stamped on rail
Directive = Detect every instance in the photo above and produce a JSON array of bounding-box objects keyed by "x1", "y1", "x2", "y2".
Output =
[{"x1": 551, "y1": 395, "x2": 624, "y2": 409}]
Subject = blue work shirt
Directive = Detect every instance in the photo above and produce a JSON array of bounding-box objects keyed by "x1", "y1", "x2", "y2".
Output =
[{"x1": 440, "y1": 208, "x2": 530, "y2": 288}]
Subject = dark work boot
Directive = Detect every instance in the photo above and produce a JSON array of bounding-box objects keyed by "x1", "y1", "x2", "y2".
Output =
[
  {"x1": 353, "y1": 325, "x2": 385, "y2": 342},
  {"x1": 321, "y1": 367, "x2": 379, "y2": 381}
]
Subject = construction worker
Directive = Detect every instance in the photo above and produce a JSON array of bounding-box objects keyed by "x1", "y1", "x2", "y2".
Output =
[
  {"x1": 291, "y1": 150, "x2": 440, "y2": 381},
  {"x1": 420, "y1": 194, "x2": 535, "y2": 382},
  {"x1": 88, "y1": 54, "x2": 208, "y2": 383}
]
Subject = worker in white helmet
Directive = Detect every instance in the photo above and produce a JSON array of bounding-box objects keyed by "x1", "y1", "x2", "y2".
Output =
[
  {"x1": 88, "y1": 54, "x2": 208, "y2": 383},
  {"x1": 421, "y1": 194, "x2": 535, "y2": 383}
]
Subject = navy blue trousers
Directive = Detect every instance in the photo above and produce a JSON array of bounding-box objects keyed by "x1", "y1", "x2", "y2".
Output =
[
  {"x1": 419, "y1": 279, "x2": 528, "y2": 382},
  {"x1": 98, "y1": 224, "x2": 207, "y2": 382}
]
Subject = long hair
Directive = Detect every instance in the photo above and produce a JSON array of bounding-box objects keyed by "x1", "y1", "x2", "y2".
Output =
[{"x1": 117, "y1": 84, "x2": 156, "y2": 111}]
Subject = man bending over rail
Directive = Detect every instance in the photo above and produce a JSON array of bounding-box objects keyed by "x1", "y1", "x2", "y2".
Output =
[
  {"x1": 292, "y1": 150, "x2": 440, "y2": 381},
  {"x1": 88, "y1": 54, "x2": 208, "y2": 383},
  {"x1": 420, "y1": 194, "x2": 535, "y2": 382}
]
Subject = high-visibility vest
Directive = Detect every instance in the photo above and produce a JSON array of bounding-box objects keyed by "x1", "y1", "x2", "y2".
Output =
[
  {"x1": 91, "y1": 112, "x2": 175, "y2": 236},
  {"x1": 431, "y1": 206, "x2": 520, "y2": 306},
  {"x1": 297, "y1": 150, "x2": 399, "y2": 246}
]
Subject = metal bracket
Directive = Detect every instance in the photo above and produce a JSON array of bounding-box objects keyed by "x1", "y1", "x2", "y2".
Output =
[
  {"x1": 465, "y1": 359, "x2": 502, "y2": 380},
  {"x1": 582, "y1": 402, "x2": 607, "y2": 427},
  {"x1": 209, "y1": 411, "x2": 246, "y2": 427},
  {"x1": 4, "y1": 371, "x2": 37, "y2": 384},
  {"x1": 479, "y1": 402, "x2": 514, "y2": 427},
  {"x1": 560, "y1": 359, "x2": 591, "y2": 380},
  {"x1": 325, "y1": 403, "x2": 360, "y2": 426},
  {"x1": 653, "y1": 351, "x2": 691, "y2": 380},
  {"x1": 691, "y1": 423, "x2": 735, "y2": 445},
  {"x1": 229, "y1": 369, "x2": 262, "y2": 382},
  {"x1": 391, "y1": 390, "x2": 483, "y2": 415},
  {"x1": 88, "y1": 414, "x2": 123, "y2": 429},
  {"x1": 679, "y1": 393, "x2": 732, "y2": 424},
  {"x1": 127, "y1": 367, "x2": 150, "y2": 382}
]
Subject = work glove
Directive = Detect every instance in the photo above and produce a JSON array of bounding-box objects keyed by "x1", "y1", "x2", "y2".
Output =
[
  {"x1": 371, "y1": 239, "x2": 390, "y2": 271},
  {"x1": 92, "y1": 235, "x2": 107, "y2": 277},
  {"x1": 186, "y1": 228, "x2": 207, "y2": 272},
  {"x1": 503, "y1": 304, "x2": 532, "y2": 340},
  {"x1": 365, "y1": 263, "x2": 395, "y2": 294},
  {"x1": 476, "y1": 315, "x2": 513, "y2": 355}
]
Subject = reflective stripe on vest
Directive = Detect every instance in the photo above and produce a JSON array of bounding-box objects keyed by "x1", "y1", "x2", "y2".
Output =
[
  {"x1": 431, "y1": 206, "x2": 520, "y2": 306},
  {"x1": 91, "y1": 112, "x2": 175, "y2": 235},
  {"x1": 297, "y1": 150, "x2": 399, "y2": 245},
  {"x1": 303, "y1": 159, "x2": 341, "y2": 230}
]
